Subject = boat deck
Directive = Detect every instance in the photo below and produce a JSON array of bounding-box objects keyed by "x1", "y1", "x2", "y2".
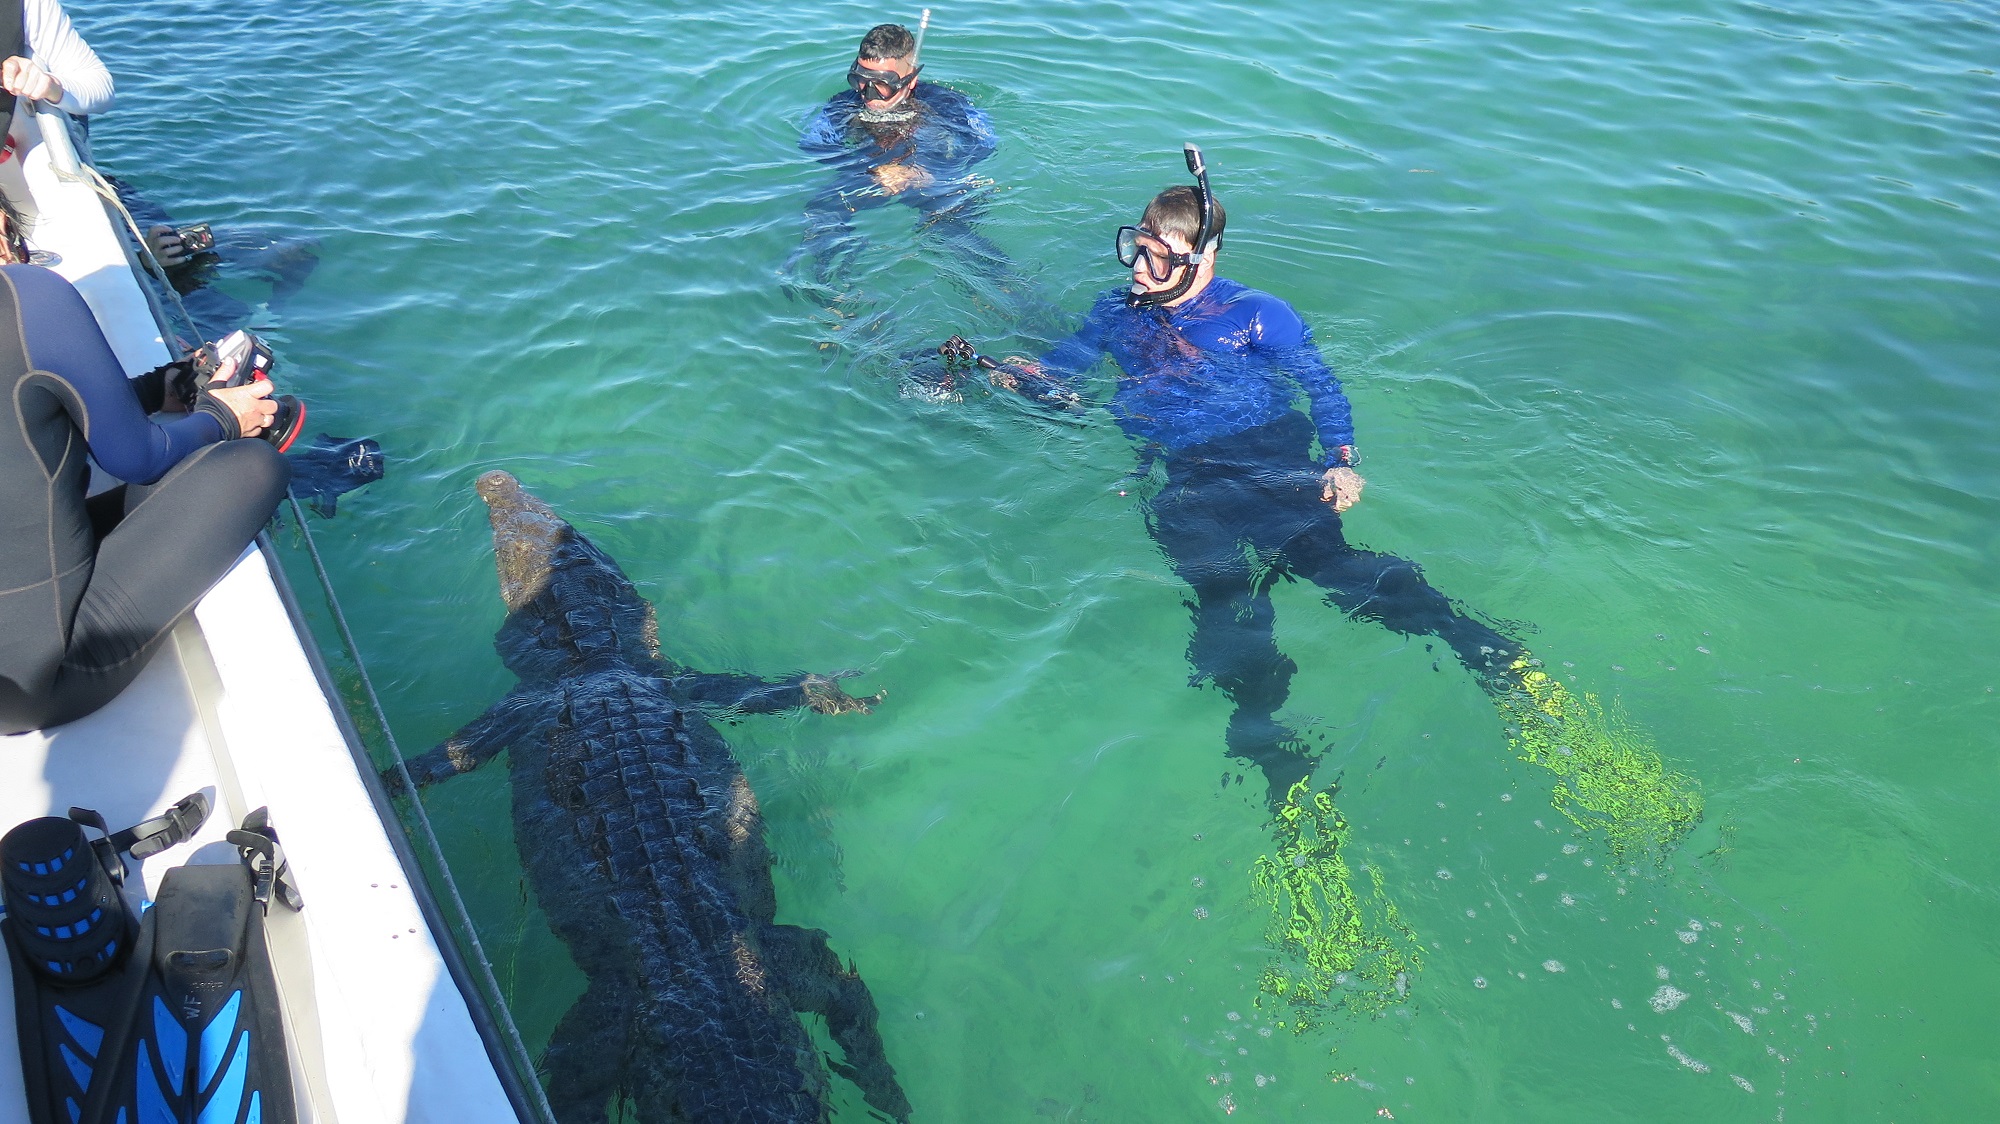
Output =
[{"x1": 0, "y1": 105, "x2": 529, "y2": 1123}]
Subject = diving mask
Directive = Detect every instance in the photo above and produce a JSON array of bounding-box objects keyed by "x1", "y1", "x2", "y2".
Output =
[{"x1": 848, "y1": 60, "x2": 921, "y2": 102}]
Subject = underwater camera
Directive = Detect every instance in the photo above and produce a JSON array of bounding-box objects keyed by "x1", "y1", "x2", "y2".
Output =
[
  {"x1": 173, "y1": 222, "x2": 214, "y2": 256},
  {"x1": 189, "y1": 329, "x2": 306, "y2": 453}
]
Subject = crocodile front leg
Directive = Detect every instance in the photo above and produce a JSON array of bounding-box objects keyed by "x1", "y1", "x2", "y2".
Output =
[
  {"x1": 383, "y1": 689, "x2": 557, "y2": 793},
  {"x1": 667, "y1": 671, "x2": 884, "y2": 716}
]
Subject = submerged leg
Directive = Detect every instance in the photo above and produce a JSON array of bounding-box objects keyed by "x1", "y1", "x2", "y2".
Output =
[
  {"x1": 1147, "y1": 485, "x2": 1316, "y2": 804},
  {"x1": 758, "y1": 922, "x2": 911, "y2": 1123},
  {"x1": 541, "y1": 973, "x2": 640, "y2": 1124},
  {"x1": 1283, "y1": 502, "x2": 1702, "y2": 858},
  {"x1": 784, "y1": 182, "x2": 881, "y2": 307},
  {"x1": 1298, "y1": 541, "x2": 1522, "y2": 683}
]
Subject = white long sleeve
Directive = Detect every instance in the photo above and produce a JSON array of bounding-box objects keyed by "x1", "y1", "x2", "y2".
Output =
[{"x1": 23, "y1": 0, "x2": 113, "y2": 115}]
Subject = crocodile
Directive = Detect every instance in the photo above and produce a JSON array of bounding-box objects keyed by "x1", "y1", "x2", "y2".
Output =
[{"x1": 392, "y1": 471, "x2": 909, "y2": 1124}]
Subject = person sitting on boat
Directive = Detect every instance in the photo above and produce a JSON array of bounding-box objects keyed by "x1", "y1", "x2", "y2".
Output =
[
  {"x1": 1, "y1": 0, "x2": 113, "y2": 119},
  {"x1": 786, "y1": 20, "x2": 1019, "y2": 307},
  {"x1": 0, "y1": 264, "x2": 288, "y2": 735}
]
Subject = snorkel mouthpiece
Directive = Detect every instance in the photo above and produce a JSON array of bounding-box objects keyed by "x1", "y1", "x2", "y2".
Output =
[{"x1": 1127, "y1": 143, "x2": 1216, "y2": 308}]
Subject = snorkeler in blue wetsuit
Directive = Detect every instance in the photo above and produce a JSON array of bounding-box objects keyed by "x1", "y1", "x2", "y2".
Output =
[
  {"x1": 788, "y1": 20, "x2": 1021, "y2": 308},
  {"x1": 954, "y1": 149, "x2": 1529, "y2": 802}
]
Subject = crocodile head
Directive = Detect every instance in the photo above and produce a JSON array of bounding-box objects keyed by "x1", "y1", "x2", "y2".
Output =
[
  {"x1": 477, "y1": 470, "x2": 570, "y2": 613},
  {"x1": 476, "y1": 471, "x2": 664, "y2": 675}
]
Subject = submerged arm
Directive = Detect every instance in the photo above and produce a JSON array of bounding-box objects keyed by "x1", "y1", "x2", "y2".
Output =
[
  {"x1": 916, "y1": 95, "x2": 997, "y2": 180},
  {"x1": 1254, "y1": 304, "x2": 1354, "y2": 461},
  {"x1": 970, "y1": 299, "x2": 1114, "y2": 410},
  {"x1": 1256, "y1": 303, "x2": 1364, "y2": 508}
]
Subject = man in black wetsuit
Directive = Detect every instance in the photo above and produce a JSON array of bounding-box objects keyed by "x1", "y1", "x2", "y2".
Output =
[
  {"x1": 0, "y1": 264, "x2": 289, "y2": 733},
  {"x1": 788, "y1": 22, "x2": 1020, "y2": 308},
  {"x1": 973, "y1": 174, "x2": 1528, "y2": 802}
]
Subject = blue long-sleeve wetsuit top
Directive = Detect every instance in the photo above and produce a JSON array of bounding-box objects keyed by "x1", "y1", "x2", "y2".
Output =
[
  {"x1": 799, "y1": 84, "x2": 997, "y2": 188},
  {"x1": 1038, "y1": 277, "x2": 1356, "y2": 465},
  {"x1": 3, "y1": 263, "x2": 226, "y2": 485}
]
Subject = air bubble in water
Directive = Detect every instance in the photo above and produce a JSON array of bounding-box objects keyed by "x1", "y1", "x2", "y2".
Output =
[
  {"x1": 1436, "y1": 868, "x2": 1453, "y2": 880},
  {"x1": 1543, "y1": 960, "x2": 1566, "y2": 973},
  {"x1": 1562, "y1": 843, "x2": 1580, "y2": 855},
  {"x1": 1650, "y1": 985, "x2": 1689, "y2": 1012},
  {"x1": 1667, "y1": 1045, "x2": 1710, "y2": 1074}
]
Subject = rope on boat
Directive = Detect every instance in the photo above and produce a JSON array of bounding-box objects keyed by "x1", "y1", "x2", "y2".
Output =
[{"x1": 285, "y1": 494, "x2": 561, "y2": 1124}]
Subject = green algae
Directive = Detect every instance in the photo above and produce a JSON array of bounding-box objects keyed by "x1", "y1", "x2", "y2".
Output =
[
  {"x1": 1492, "y1": 656, "x2": 1703, "y2": 862},
  {"x1": 1251, "y1": 780, "x2": 1422, "y2": 1031}
]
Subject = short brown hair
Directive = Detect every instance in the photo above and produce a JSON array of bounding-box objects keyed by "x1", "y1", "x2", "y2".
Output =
[
  {"x1": 858, "y1": 24, "x2": 916, "y2": 61},
  {"x1": 1142, "y1": 185, "x2": 1225, "y2": 252}
]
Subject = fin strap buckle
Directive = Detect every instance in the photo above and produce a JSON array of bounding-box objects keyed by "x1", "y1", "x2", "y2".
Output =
[
  {"x1": 227, "y1": 807, "x2": 304, "y2": 913},
  {"x1": 66, "y1": 790, "x2": 214, "y2": 886}
]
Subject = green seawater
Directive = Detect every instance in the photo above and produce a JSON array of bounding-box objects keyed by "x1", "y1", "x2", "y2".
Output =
[{"x1": 82, "y1": 0, "x2": 1998, "y2": 1118}]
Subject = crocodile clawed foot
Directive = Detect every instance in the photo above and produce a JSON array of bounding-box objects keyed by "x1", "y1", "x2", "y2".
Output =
[{"x1": 802, "y1": 673, "x2": 886, "y2": 716}]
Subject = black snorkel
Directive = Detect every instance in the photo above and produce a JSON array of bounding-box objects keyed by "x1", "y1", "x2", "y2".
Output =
[{"x1": 1125, "y1": 143, "x2": 1216, "y2": 309}]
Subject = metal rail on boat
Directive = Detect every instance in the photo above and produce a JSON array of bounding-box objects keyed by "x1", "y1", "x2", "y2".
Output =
[{"x1": 0, "y1": 103, "x2": 554, "y2": 1124}]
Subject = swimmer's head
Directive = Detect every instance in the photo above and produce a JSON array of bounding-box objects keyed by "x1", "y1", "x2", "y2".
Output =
[
  {"x1": 1121, "y1": 185, "x2": 1225, "y2": 306},
  {"x1": 850, "y1": 23, "x2": 921, "y2": 112}
]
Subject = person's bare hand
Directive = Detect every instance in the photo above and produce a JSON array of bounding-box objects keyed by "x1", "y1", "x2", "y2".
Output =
[
  {"x1": 206, "y1": 362, "x2": 275, "y2": 436},
  {"x1": 145, "y1": 225, "x2": 191, "y2": 268},
  {"x1": 1321, "y1": 466, "x2": 1366, "y2": 512},
  {"x1": 1, "y1": 57, "x2": 63, "y2": 104},
  {"x1": 871, "y1": 163, "x2": 933, "y2": 194}
]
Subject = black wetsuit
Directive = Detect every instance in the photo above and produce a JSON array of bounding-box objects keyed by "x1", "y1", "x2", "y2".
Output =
[
  {"x1": 1037, "y1": 283, "x2": 1520, "y2": 799},
  {"x1": 0, "y1": 264, "x2": 288, "y2": 734}
]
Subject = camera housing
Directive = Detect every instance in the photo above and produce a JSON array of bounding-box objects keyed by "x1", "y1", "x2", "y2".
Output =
[
  {"x1": 189, "y1": 330, "x2": 305, "y2": 453},
  {"x1": 173, "y1": 222, "x2": 214, "y2": 256}
]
